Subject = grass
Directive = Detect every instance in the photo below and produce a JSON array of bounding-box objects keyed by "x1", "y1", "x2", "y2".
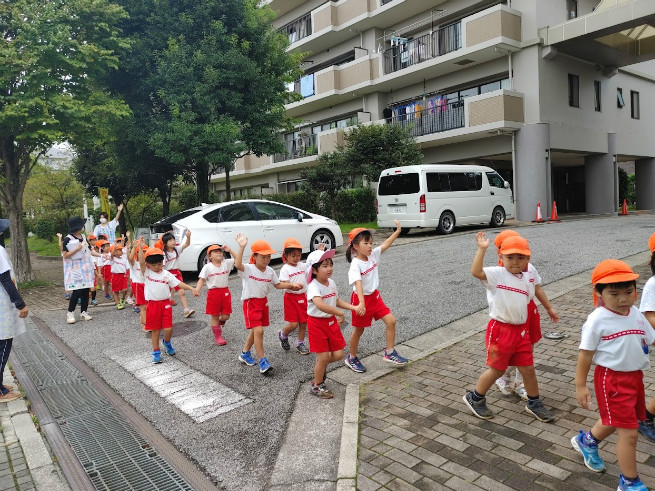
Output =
[
  {"x1": 27, "y1": 236, "x2": 62, "y2": 257},
  {"x1": 338, "y1": 221, "x2": 378, "y2": 234},
  {"x1": 18, "y1": 279, "x2": 52, "y2": 289}
]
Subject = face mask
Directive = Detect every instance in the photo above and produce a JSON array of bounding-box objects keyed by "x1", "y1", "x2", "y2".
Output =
[{"x1": 100, "y1": 218, "x2": 107, "y2": 224}]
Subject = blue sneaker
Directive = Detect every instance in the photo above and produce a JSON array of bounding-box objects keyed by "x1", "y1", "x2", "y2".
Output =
[
  {"x1": 163, "y1": 340, "x2": 175, "y2": 356},
  {"x1": 618, "y1": 475, "x2": 648, "y2": 491},
  {"x1": 152, "y1": 350, "x2": 162, "y2": 364},
  {"x1": 90, "y1": 299, "x2": 98, "y2": 306},
  {"x1": 259, "y1": 357, "x2": 272, "y2": 374},
  {"x1": 571, "y1": 430, "x2": 606, "y2": 472},
  {"x1": 104, "y1": 294, "x2": 111, "y2": 300},
  {"x1": 77, "y1": 297, "x2": 82, "y2": 304},
  {"x1": 65, "y1": 293, "x2": 71, "y2": 300},
  {"x1": 383, "y1": 349, "x2": 408, "y2": 366},
  {"x1": 638, "y1": 420, "x2": 655, "y2": 442},
  {"x1": 238, "y1": 351, "x2": 256, "y2": 366},
  {"x1": 133, "y1": 306, "x2": 140, "y2": 313},
  {"x1": 345, "y1": 354, "x2": 366, "y2": 373}
]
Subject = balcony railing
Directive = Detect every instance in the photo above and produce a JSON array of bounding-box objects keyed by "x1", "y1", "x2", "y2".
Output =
[
  {"x1": 383, "y1": 22, "x2": 462, "y2": 74},
  {"x1": 391, "y1": 99, "x2": 465, "y2": 137},
  {"x1": 274, "y1": 133, "x2": 318, "y2": 163},
  {"x1": 278, "y1": 13, "x2": 312, "y2": 44}
]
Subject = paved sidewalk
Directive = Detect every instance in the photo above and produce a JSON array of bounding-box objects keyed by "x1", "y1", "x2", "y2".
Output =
[{"x1": 354, "y1": 261, "x2": 655, "y2": 490}]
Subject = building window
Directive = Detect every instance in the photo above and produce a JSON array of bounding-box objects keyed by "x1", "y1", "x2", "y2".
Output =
[
  {"x1": 631, "y1": 91, "x2": 640, "y2": 119},
  {"x1": 617, "y1": 88, "x2": 625, "y2": 108},
  {"x1": 567, "y1": 0, "x2": 578, "y2": 19},
  {"x1": 568, "y1": 74, "x2": 579, "y2": 108},
  {"x1": 593, "y1": 81, "x2": 601, "y2": 112}
]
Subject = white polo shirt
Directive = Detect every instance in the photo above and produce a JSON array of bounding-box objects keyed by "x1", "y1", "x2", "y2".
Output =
[
  {"x1": 101, "y1": 252, "x2": 112, "y2": 268},
  {"x1": 348, "y1": 246, "x2": 381, "y2": 295},
  {"x1": 485, "y1": 262, "x2": 542, "y2": 306},
  {"x1": 130, "y1": 259, "x2": 143, "y2": 284},
  {"x1": 580, "y1": 306, "x2": 655, "y2": 372},
  {"x1": 239, "y1": 264, "x2": 279, "y2": 301},
  {"x1": 199, "y1": 259, "x2": 234, "y2": 289},
  {"x1": 280, "y1": 262, "x2": 307, "y2": 294},
  {"x1": 482, "y1": 266, "x2": 531, "y2": 324},
  {"x1": 640, "y1": 277, "x2": 655, "y2": 314},
  {"x1": 144, "y1": 269, "x2": 179, "y2": 301},
  {"x1": 163, "y1": 246, "x2": 184, "y2": 271},
  {"x1": 307, "y1": 278, "x2": 338, "y2": 318},
  {"x1": 110, "y1": 254, "x2": 127, "y2": 274}
]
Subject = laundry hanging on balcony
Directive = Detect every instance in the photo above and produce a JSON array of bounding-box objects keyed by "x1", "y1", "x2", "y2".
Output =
[{"x1": 300, "y1": 74, "x2": 314, "y2": 98}]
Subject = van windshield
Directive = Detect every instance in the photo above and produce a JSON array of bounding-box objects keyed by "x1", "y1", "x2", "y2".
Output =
[{"x1": 378, "y1": 173, "x2": 420, "y2": 196}]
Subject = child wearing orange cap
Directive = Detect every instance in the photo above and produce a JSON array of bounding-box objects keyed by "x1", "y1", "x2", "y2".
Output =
[
  {"x1": 99, "y1": 240, "x2": 113, "y2": 300},
  {"x1": 233, "y1": 234, "x2": 303, "y2": 375},
  {"x1": 343, "y1": 220, "x2": 404, "y2": 373},
  {"x1": 127, "y1": 237, "x2": 148, "y2": 330},
  {"x1": 110, "y1": 242, "x2": 129, "y2": 309},
  {"x1": 571, "y1": 259, "x2": 655, "y2": 491},
  {"x1": 161, "y1": 230, "x2": 195, "y2": 318},
  {"x1": 194, "y1": 242, "x2": 241, "y2": 345},
  {"x1": 637, "y1": 233, "x2": 655, "y2": 443},
  {"x1": 491, "y1": 230, "x2": 559, "y2": 399},
  {"x1": 138, "y1": 246, "x2": 199, "y2": 364},
  {"x1": 465, "y1": 231, "x2": 555, "y2": 422},
  {"x1": 277, "y1": 238, "x2": 314, "y2": 355}
]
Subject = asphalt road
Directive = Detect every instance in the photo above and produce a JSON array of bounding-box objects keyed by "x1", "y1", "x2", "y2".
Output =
[{"x1": 39, "y1": 214, "x2": 655, "y2": 490}]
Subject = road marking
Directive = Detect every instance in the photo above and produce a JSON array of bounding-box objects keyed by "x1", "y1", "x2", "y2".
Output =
[{"x1": 107, "y1": 350, "x2": 251, "y2": 422}]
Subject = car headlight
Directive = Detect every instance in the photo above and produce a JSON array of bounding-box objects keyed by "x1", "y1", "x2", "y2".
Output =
[{"x1": 327, "y1": 219, "x2": 338, "y2": 225}]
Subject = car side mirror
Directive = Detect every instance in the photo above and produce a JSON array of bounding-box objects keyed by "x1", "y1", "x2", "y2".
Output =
[
  {"x1": 503, "y1": 181, "x2": 510, "y2": 189},
  {"x1": 296, "y1": 212, "x2": 303, "y2": 222}
]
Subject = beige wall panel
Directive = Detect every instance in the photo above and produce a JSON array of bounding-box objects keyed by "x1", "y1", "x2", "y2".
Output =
[
  {"x1": 313, "y1": 5, "x2": 335, "y2": 32},
  {"x1": 466, "y1": 11, "x2": 521, "y2": 46},
  {"x1": 339, "y1": 59, "x2": 372, "y2": 89},
  {"x1": 319, "y1": 131, "x2": 345, "y2": 153},
  {"x1": 468, "y1": 95, "x2": 524, "y2": 126},
  {"x1": 501, "y1": 11, "x2": 521, "y2": 41},
  {"x1": 336, "y1": 0, "x2": 369, "y2": 25},
  {"x1": 316, "y1": 69, "x2": 338, "y2": 94}
]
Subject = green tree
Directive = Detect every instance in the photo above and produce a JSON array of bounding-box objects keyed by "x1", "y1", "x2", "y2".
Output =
[
  {"x1": 0, "y1": 0, "x2": 129, "y2": 281},
  {"x1": 149, "y1": 0, "x2": 302, "y2": 203},
  {"x1": 342, "y1": 124, "x2": 424, "y2": 182},
  {"x1": 301, "y1": 153, "x2": 351, "y2": 219}
]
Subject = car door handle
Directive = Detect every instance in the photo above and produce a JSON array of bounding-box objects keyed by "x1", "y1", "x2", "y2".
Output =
[
  {"x1": 263, "y1": 227, "x2": 275, "y2": 232},
  {"x1": 490, "y1": 191, "x2": 495, "y2": 195},
  {"x1": 220, "y1": 228, "x2": 232, "y2": 233}
]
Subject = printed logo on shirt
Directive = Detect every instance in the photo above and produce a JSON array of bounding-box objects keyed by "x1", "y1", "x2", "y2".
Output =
[
  {"x1": 146, "y1": 275, "x2": 169, "y2": 284},
  {"x1": 497, "y1": 285, "x2": 529, "y2": 297},
  {"x1": 323, "y1": 292, "x2": 336, "y2": 299},
  {"x1": 601, "y1": 329, "x2": 646, "y2": 341},
  {"x1": 361, "y1": 263, "x2": 378, "y2": 276},
  {"x1": 288, "y1": 271, "x2": 304, "y2": 278},
  {"x1": 208, "y1": 271, "x2": 229, "y2": 277},
  {"x1": 248, "y1": 275, "x2": 271, "y2": 283}
]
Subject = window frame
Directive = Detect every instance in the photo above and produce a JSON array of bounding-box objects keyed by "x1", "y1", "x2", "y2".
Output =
[
  {"x1": 217, "y1": 203, "x2": 257, "y2": 223},
  {"x1": 617, "y1": 88, "x2": 625, "y2": 108},
  {"x1": 593, "y1": 80, "x2": 601, "y2": 112},
  {"x1": 567, "y1": 0, "x2": 578, "y2": 19},
  {"x1": 631, "y1": 90, "x2": 640, "y2": 119},
  {"x1": 568, "y1": 74, "x2": 580, "y2": 108}
]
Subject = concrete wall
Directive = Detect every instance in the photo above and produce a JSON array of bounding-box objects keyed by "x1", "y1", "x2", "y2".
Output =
[
  {"x1": 466, "y1": 9, "x2": 522, "y2": 46},
  {"x1": 468, "y1": 93, "x2": 524, "y2": 126}
]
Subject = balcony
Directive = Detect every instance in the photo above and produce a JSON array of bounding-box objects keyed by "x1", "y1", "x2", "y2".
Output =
[
  {"x1": 274, "y1": 133, "x2": 318, "y2": 163},
  {"x1": 278, "y1": 12, "x2": 312, "y2": 44},
  {"x1": 391, "y1": 99, "x2": 465, "y2": 138}
]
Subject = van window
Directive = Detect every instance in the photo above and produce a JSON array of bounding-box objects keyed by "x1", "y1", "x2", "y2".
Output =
[
  {"x1": 448, "y1": 172, "x2": 482, "y2": 191},
  {"x1": 378, "y1": 173, "x2": 420, "y2": 195},
  {"x1": 486, "y1": 172, "x2": 505, "y2": 188},
  {"x1": 426, "y1": 173, "x2": 451, "y2": 192}
]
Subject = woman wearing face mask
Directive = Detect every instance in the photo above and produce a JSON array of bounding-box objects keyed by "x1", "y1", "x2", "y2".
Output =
[{"x1": 93, "y1": 203, "x2": 123, "y2": 243}]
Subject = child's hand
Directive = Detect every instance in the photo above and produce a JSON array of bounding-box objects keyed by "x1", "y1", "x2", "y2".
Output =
[
  {"x1": 126, "y1": 230, "x2": 131, "y2": 238},
  {"x1": 56, "y1": 232, "x2": 62, "y2": 238},
  {"x1": 546, "y1": 307, "x2": 559, "y2": 323},
  {"x1": 185, "y1": 230, "x2": 191, "y2": 239},
  {"x1": 356, "y1": 304, "x2": 366, "y2": 316},
  {"x1": 192, "y1": 288, "x2": 199, "y2": 297},
  {"x1": 475, "y1": 231, "x2": 490, "y2": 249},
  {"x1": 235, "y1": 233, "x2": 247, "y2": 247},
  {"x1": 576, "y1": 386, "x2": 592, "y2": 410},
  {"x1": 317, "y1": 243, "x2": 325, "y2": 251},
  {"x1": 117, "y1": 203, "x2": 124, "y2": 212},
  {"x1": 394, "y1": 219, "x2": 401, "y2": 231},
  {"x1": 289, "y1": 283, "x2": 303, "y2": 292},
  {"x1": 222, "y1": 245, "x2": 230, "y2": 252},
  {"x1": 336, "y1": 312, "x2": 345, "y2": 326}
]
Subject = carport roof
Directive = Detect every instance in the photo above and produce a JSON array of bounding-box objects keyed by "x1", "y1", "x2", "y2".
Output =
[{"x1": 540, "y1": 0, "x2": 655, "y2": 68}]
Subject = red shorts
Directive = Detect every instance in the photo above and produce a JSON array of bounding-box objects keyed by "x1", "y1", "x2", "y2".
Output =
[
  {"x1": 145, "y1": 299, "x2": 173, "y2": 331},
  {"x1": 206, "y1": 288, "x2": 232, "y2": 316},
  {"x1": 102, "y1": 265, "x2": 112, "y2": 282},
  {"x1": 307, "y1": 315, "x2": 346, "y2": 354},
  {"x1": 594, "y1": 366, "x2": 645, "y2": 429},
  {"x1": 169, "y1": 269, "x2": 183, "y2": 291},
  {"x1": 111, "y1": 273, "x2": 128, "y2": 292},
  {"x1": 350, "y1": 290, "x2": 391, "y2": 328},
  {"x1": 485, "y1": 319, "x2": 533, "y2": 370},
  {"x1": 527, "y1": 300, "x2": 542, "y2": 344},
  {"x1": 284, "y1": 292, "x2": 308, "y2": 323},
  {"x1": 133, "y1": 282, "x2": 146, "y2": 306},
  {"x1": 243, "y1": 298, "x2": 269, "y2": 329}
]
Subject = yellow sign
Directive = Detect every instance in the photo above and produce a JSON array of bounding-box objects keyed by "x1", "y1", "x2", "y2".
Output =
[{"x1": 99, "y1": 188, "x2": 111, "y2": 221}]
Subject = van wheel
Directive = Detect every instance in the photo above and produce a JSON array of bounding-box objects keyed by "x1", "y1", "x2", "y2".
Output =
[
  {"x1": 490, "y1": 206, "x2": 506, "y2": 227},
  {"x1": 399, "y1": 228, "x2": 410, "y2": 236},
  {"x1": 437, "y1": 211, "x2": 455, "y2": 235}
]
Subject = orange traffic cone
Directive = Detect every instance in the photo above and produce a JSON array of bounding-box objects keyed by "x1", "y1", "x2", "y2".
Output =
[
  {"x1": 532, "y1": 202, "x2": 544, "y2": 223},
  {"x1": 547, "y1": 201, "x2": 561, "y2": 222},
  {"x1": 621, "y1": 199, "x2": 628, "y2": 215}
]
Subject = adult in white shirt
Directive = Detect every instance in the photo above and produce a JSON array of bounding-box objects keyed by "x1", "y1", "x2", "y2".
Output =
[{"x1": 93, "y1": 203, "x2": 123, "y2": 243}]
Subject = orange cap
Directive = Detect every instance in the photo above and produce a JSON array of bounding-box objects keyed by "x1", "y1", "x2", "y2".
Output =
[
  {"x1": 87, "y1": 235, "x2": 97, "y2": 240},
  {"x1": 348, "y1": 227, "x2": 373, "y2": 246},
  {"x1": 494, "y1": 230, "x2": 521, "y2": 248},
  {"x1": 649, "y1": 232, "x2": 655, "y2": 253},
  {"x1": 591, "y1": 259, "x2": 639, "y2": 306},
  {"x1": 282, "y1": 238, "x2": 303, "y2": 263},
  {"x1": 499, "y1": 236, "x2": 530, "y2": 256},
  {"x1": 95, "y1": 239, "x2": 108, "y2": 248},
  {"x1": 206, "y1": 244, "x2": 224, "y2": 257},
  {"x1": 249, "y1": 239, "x2": 276, "y2": 263},
  {"x1": 144, "y1": 247, "x2": 164, "y2": 259},
  {"x1": 154, "y1": 239, "x2": 164, "y2": 251},
  {"x1": 110, "y1": 244, "x2": 123, "y2": 253},
  {"x1": 133, "y1": 243, "x2": 147, "y2": 260}
]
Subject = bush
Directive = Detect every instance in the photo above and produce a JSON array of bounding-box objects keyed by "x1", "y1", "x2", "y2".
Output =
[
  {"x1": 34, "y1": 217, "x2": 56, "y2": 241},
  {"x1": 618, "y1": 167, "x2": 629, "y2": 205},
  {"x1": 334, "y1": 187, "x2": 376, "y2": 223}
]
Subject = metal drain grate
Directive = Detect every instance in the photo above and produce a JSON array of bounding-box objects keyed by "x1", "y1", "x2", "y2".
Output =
[{"x1": 13, "y1": 324, "x2": 195, "y2": 491}]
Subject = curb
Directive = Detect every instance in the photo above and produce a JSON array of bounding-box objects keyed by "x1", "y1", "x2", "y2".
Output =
[{"x1": 334, "y1": 249, "x2": 651, "y2": 489}]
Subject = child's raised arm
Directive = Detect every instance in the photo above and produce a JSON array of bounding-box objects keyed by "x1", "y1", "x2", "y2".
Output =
[
  {"x1": 380, "y1": 219, "x2": 402, "y2": 253},
  {"x1": 575, "y1": 350, "x2": 595, "y2": 409},
  {"x1": 233, "y1": 234, "x2": 248, "y2": 272},
  {"x1": 471, "y1": 232, "x2": 489, "y2": 281},
  {"x1": 181, "y1": 230, "x2": 191, "y2": 251},
  {"x1": 138, "y1": 239, "x2": 146, "y2": 273}
]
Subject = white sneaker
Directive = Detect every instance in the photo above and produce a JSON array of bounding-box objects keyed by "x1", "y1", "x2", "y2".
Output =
[
  {"x1": 514, "y1": 384, "x2": 529, "y2": 401},
  {"x1": 126, "y1": 297, "x2": 134, "y2": 305},
  {"x1": 495, "y1": 375, "x2": 513, "y2": 395},
  {"x1": 66, "y1": 312, "x2": 77, "y2": 324},
  {"x1": 80, "y1": 311, "x2": 93, "y2": 321}
]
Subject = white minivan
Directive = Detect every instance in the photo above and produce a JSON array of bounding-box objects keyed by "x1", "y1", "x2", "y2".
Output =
[{"x1": 377, "y1": 165, "x2": 514, "y2": 234}]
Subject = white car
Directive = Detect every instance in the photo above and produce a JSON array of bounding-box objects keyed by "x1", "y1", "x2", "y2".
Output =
[{"x1": 149, "y1": 199, "x2": 343, "y2": 272}]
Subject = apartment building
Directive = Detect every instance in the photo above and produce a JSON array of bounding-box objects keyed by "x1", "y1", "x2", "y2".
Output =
[{"x1": 211, "y1": 0, "x2": 655, "y2": 221}]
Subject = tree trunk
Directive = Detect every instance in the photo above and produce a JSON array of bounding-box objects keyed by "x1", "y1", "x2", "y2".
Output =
[
  {"x1": 158, "y1": 184, "x2": 171, "y2": 217},
  {"x1": 225, "y1": 165, "x2": 231, "y2": 202},
  {"x1": 196, "y1": 161, "x2": 209, "y2": 204},
  {"x1": 6, "y1": 202, "x2": 34, "y2": 284}
]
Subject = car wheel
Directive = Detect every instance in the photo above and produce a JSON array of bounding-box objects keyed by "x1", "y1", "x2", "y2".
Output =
[
  {"x1": 490, "y1": 206, "x2": 506, "y2": 227},
  {"x1": 310, "y1": 230, "x2": 335, "y2": 251},
  {"x1": 399, "y1": 227, "x2": 411, "y2": 236},
  {"x1": 436, "y1": 211, "x2": 455, "y2": 235}
]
